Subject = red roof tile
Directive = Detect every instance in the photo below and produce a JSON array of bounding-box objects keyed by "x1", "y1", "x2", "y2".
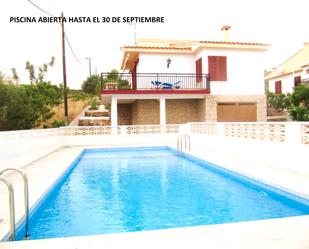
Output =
[
  {"x1": 199, "y1": 41, "x2": 268, "y2": 46},
  {"x1": 122, "y1": 46, "x2": 192, "y2": 51}
]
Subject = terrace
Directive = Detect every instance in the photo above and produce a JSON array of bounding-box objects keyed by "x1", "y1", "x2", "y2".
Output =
[{"x1": 100, "y1": 72, "x2": 211, "y2": 95}]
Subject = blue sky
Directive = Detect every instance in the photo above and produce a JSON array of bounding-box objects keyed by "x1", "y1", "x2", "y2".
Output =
[{"x1": 1, "y1": 0, "x2": 309, "y2": 88}]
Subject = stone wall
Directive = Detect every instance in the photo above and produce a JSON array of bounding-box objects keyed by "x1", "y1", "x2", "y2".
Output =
[
  {"x1": 118, "y1": 104, "x2": 132, "y2": 125},
  {"x1": 196, "y1": 99, "x2": 206, "y2": 122},
  {"x1": 204, "y1": 95, "x2": 267, "y2": 122},
  {"x1": 119, "y1": 95, "x2": 267, "y2": 125},
  {"x1": 132, "y1": 100, "x2": 160, "y2": 125},
  {"x1": 166, "y1": 99, "x2": 199, "y2": 124},
  {"x1": 78, "y1": 119, "x2": 110, "y2": 126},
  {"x1": 85, "y1": 111, "x2": 109, "y2": 117}
]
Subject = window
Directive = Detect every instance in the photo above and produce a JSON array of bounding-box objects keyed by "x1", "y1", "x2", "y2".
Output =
[
  {"x1": 275, "y1": 80, "x2": 282, "y2": 94},
  {"x1": 208, "y1": 56, "x2": 227, "y2": 81},
  {"x1": 195, "y1": 57, "x2": 202, "y2": 83},
  {"x1": 294, "y1": 76, "x2": 301, "y2": 87}
]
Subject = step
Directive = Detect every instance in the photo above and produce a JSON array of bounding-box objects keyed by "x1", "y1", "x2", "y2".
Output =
[
  {"x1": 78, "y1": 117, "x2": 111, "y2": 126},
  {"x1": 84, "y1": 111, "x2": 109, "y2": 117}
]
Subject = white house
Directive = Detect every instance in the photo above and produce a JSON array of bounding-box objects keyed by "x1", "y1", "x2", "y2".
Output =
[
  {"x1": 266, "y1": 42, "x2": 309, "y2": 94},
  {"x1": 101, "y1": 26, "x2": 270, "y2": 125}
]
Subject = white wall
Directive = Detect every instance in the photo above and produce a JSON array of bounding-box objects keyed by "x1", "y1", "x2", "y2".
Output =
[
  {"x1": 268, "y1": 71, "x2": 305, "y2": 94},
  {"x1": 195, "y1": 48, "x2": 266, "y2": 95},
  {"x1": 137, "y1": 53, "x2": 195, "y2": 74},
  {"x1": 136, "y1": 53, "x2": 195, "y2": 89},
  {"x1": 136, "y1": 49, "x2": 266, "y2": 95},
  {"x1": 0, "y1": 129, "x2": 64, "y2": 170}
]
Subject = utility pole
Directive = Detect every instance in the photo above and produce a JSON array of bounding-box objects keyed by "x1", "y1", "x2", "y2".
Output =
[
  {"x1": 85, "y1": 57, "x2": 92, "y2": 77},
  {"x1": 61, "y1": 12, "x2": 69, "y2": 125}
]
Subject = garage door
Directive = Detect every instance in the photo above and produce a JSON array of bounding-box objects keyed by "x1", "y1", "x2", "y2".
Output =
[{"x1": 217, "y1": 102, "x2": 257, "y2": 122}]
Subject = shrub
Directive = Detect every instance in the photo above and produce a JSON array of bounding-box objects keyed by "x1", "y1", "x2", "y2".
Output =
[
  {"x1": 267, "y1": 92, "x2": 291, "y2": 112},
  {"x1": 288, "y1": 83, "x2": 309, "y2": 121},
  {"x1": 291, "y1": 84, "x2": 309, "y2": 108},
  {"x1": 81, "y1": 75, "x2": 101, "y2": 95},
  {"x1": 51, "y1": 120, "x2": 66, "y2": 127},
  {"x1": 101, "y1": 69, "x2": 131, "y2": 90},
  {"x1": 289, "y1": 106, "x2": 309, "y2": 121},
  {"x1": 89, "y1": 98, "x2": 99, "y2": 110}
]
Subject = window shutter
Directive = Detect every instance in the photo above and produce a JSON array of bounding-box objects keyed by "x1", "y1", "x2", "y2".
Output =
[
  {"x1": 195, "y1": 58, "x2": 202, "y2": 83},
  {"x1": 275, "y1": 80, "x2": 282, "y2": 94},
  {"x1": 208, "y1": 56, "x2": 227, "y2": 81},
  {"x1": 208, "y1": 56, "x2": 217, "y2": 81},
  {"x1": 218, "y1": 56, "x2": 227, "y2": 81},
  {"x1": 294, "y1": 76, "x2": 301, "y2": 87}
]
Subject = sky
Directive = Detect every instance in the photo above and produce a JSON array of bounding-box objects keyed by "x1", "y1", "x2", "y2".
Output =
[{"x1": 1, "y1": 0, "x2": 309, "y2": 89}]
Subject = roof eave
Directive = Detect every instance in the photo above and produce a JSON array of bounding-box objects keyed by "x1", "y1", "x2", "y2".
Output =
[
  {"x1": 199, "y1": 43, "x2": 271, "y2": 50},
  {"x1": 265, "y1": 68, "x2": 303, "y2": 80}
]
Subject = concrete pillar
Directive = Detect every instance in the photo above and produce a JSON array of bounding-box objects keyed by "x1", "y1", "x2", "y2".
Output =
[
  {"x1": 160, "y1": 97, "x2": 166, "y2": 125},
  {"x1": 111, "y1": 96, "x2": 118, "y2": 127}
]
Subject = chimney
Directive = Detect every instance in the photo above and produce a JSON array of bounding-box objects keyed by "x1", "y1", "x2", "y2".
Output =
[{"x1": 221, "y1": 25, "x2": 231, "y2": 41}]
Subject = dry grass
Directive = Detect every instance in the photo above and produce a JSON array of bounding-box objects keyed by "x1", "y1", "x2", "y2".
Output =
[{"x1": 41, "y1": 99, "x2": 91, "y2": 127}]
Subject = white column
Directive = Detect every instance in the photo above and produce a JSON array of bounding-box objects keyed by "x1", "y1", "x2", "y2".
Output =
[
  {"x1": 160, "y1": 97, "x2": 166, "y2": 125},
  {"x1": 111, "y1": 96, "x2": 118, "y2": 127}
]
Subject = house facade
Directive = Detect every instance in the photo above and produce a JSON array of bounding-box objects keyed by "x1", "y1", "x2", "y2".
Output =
[
  {"x1": 101, "y1": 28, "x2": 270, "y2": 126},
  {"x1": 266, "y1": 43, "x2": 309, "y2": 94}
]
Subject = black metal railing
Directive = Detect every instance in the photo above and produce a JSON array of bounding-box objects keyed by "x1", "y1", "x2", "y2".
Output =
[{"x1": 101, "y1": 73, "x2": 210, "y2": 91}]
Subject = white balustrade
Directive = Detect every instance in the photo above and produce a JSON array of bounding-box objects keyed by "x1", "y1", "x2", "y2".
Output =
[{"x1": 189, "y1": 122, "x2": 218, "y2": 135}]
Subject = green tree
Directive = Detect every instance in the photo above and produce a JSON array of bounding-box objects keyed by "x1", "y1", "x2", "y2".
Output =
[
  {"x1": 0, "y1": 57, "x2": 63, "y2": 130},
  {"x1": 267, "y1": 92, "x2": 291, "y2": 112},
  {"x1": 21, "y1": 82, "x2": 62, "y2": 126},
  {"x1": 81, "y1": 69, "x2": 130, "y2": 95},
  {"x1": 101, "y1": 69, "x2": 130, "y2": 90},
  {"x1": 81, "y1": 75, "x2": 101, "y2": 95},
  {"x1": 0, "y1": 82, "x2": 37, "y2": 130},
  {"x1": 11, "y1": 68, "x2": 19, "y2": 83},
  {"x1": 290, "y1": 84, "x2": 309, "y2": 108},
  {"x1": 25, "y1": 56, "x2": 55, "y2": 84},
  {"x1": 289, "y1": 106, "x2": 309, "y2": 121},
  {"x1": 288, "y1": 83, "x2": 309, "y2": 121},
  {"x1": 267, "y1": 83, "x2": 309, "y2": 121}
]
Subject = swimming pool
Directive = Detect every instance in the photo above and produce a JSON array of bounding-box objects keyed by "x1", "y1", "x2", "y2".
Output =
[{"x1": 15, "y1": 146, "x2": 309, "y2": 240}]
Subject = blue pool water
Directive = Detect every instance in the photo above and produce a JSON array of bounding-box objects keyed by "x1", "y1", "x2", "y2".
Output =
[{"x1": 16, "y1": 147, "x2": 309, "y2": 240}]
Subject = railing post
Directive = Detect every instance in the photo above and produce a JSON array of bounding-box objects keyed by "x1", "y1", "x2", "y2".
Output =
[
  {"x1": 206, "y1": 74, "x2": 211, "y2": 92},
  {"x1": 0, "y1": 168, "x2": 29, "y2": 239},
  {"x1": 100, "y1": 73, "x2": 103, "y2": 91},
  {"x1": 0, "y1": 176, "x2": 15, "y2": 241}
]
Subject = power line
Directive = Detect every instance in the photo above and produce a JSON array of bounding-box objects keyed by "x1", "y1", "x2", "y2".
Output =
[
  {"x1": 64, "y1": 33, "x2": 82, "y2": 65},
  {"x1": 25, "y1": 0, "x2": 82, "y2": 65},
  {"x1": 25, "y1": 0, "x2": 54, "y2": 17}
]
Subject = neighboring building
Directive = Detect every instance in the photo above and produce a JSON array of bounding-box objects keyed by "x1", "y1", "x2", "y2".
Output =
[
  {"x1": 265, "y1": 43, "x2": 309, "y2": 94},
  {"x1": 101, "y1": 27, "x2": 270, "y2": 125}
]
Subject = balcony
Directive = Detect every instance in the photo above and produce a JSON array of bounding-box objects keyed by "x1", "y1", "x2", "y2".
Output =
[{"x1": 100, "y1": 73, "x2": 210, "y2": 94}]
